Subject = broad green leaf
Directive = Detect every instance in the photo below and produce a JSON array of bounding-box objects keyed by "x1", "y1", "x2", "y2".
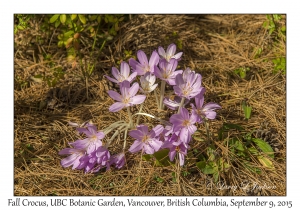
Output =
[
  {"x1": 252, "y1": 138, "x2": 274, "y2": 159},
  {"x1": 203, "y1": 162, "x2": 218, "y2": 174},
  {"x1": 153, "y1": 149, "x2": 173, "y2": 166},
  {"x1": 213, "y1": 171, "x2": 219, "y2": 183},
  {"x1": 142, "y1": 154, "x2": 152, "y2": 161},
  {"x1": 97, "y1": 15, "x2": 102, "y2": 23},
  {"x1": 218, "y1": 123, "x2": 244, "y2": 140},
  {"x1": 89, "y1": 15, "x2": 98, "y2": 21},
  {"x1": 50, "y1": 14, "x2": 60, "y2": 23},
  {"x1": 71, "y1": 14, "x2": 77, "y2": 20},
  {"x1": 60, "y1": 14, "x2": 66, "y2": 24},
  {"x1": 54, "y1": 20, "x2": 61, "y2": 28},
  {"x1": 248, "y1": 146, "x2": 259, "y2": 155},
  {"x1": 258, "y1": 155, "x2": 274, "y2": 169},
  {"x1": 196, "y1": 161, "x2": 206, "y2": 169},
  {"x1": 78, "y1": 14, "x2": 86, "y2": 24},
  {"x1": 63, "y1": 31, "x2": 74, "y2": 39},
  {"x1": 240, "y1": 70, "x2": 246, "y2": 79}
]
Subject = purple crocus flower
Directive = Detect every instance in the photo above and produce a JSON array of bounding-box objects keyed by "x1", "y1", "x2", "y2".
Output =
[
  {"x1": 191, "y1": 88, "x2": 221, "y2": 123},
  {"x1": 161, "y1": 133, "x2": 188, "y2": 166},
  {"x1": 139, "y1": 72, "x2": 158, "y2": 93},
  {"x1": 104, "y1": 61, "x2": 137, "y2": 84},
  {"x1": 128, "y1": 125, "x2": 164, "y2": 154},
  {"x1": 154, "y1": 58, "x2": 183, "y2": 85},
  {"x1": 59, "y1": 148, "x2": 87, "y2": 170},
  {"x1": 158, "y1": 43, "x2": 183, "y2": 62},
  {"x1": 163, "y1": 96, "x2": 189, "y2": 110},
  {"x1": 110, "y1": 152, "x2": 126, "y2": 169},
  {"x1": 69, "y1": 124, "x2": 105, "y2": 154},
  {"x1": 173, "y1": 68, "x2": 203, "y2": 99},
  {"x1": 108, "y1": 80, "x2": 146, "y2": 112},
  {"x1": 129, "y1": 50, "x2": 159, "y2": 75},
  {"x1": 169, "y1": 107, "x2": 198, "y2": 144}
]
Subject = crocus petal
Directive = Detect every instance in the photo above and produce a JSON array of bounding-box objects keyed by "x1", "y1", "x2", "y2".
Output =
[
  {"x1": 127, "y1": 72, "x2": 137, "y2": 83},
  {"x1": 153, "y1": 66, "x2": 163, "y2": 79},
  {"x1": 144, "y1": 145, "x2": 155, "y2": 154},
  {"x1": 109, "y1": 102, "x2": 126, "y2": 112},
  {"x1": 158, "y1": 46, "x2": 166, "y2": 57},
  {"x1": 111, "y1": 67, "x2": 120, "y2": 81},
  {"x1": 203, "y1": 102, "x2": 222, "y2": 111},
  {"x1": 173, "y1": 52, "x2": 183, "y2": 59},
  {"x1": 204, "y1": 110, "x2": 217, "y2": 120},
  {"x1": 72, "y1": 157, "x2": 82, "y2": 169},
  {"x1": 149, "y1": 51, "x2": 159, "y2": 67},
  {"x1": 179, "y1": 127, "x2": 189, "y2": 143},
  {"x1": 59, "y1": 148, "x2": 76, "y2": 155},
  {"x1": 134, "y1": 64, "x2": 147, "y2": 75},
  {"x1": 120, "y1": 80, "x2": 130, "y2": 97},
  {"x1": 129, "y1": 58, "x2": 140, "y2": 70},
  {"x1": 129, "y1": 130, "x2": 144, "y2": 140},
  {"x1": 195, "y1": 88, "x2": 206, "y2": 108},
  {"x1": 120, "y1": 61, "x2": 130, "y2": 78},
  {"x1": 104, "y1": 75, "x2": 119, "y2": 84},
  {"x1": 61, "y1": 154, "x2": 77, "y2": 168},
  {"x1": 129, "y1": 82, "x2": 139, "y2": 97},
  {"x1": 179, "y1": 153, "x2": 185, "y2": 166},
  {"x1": 70, "y1": 139, "x2": 90, "y2": 149},
  {"x1": 138, "y1": 124, "x2": 149, "y2": 135},
  {"x1": 169, "y1": 149, "x2": 176, "y2": 161},
  {"x1": 137, "y1": 50, "x2": 148, "y2": 66},
  {"x1": 148, "y1": 139, "x2": 163, "y2": 151},
  {"x1": 175, "y1": 74, "x2": 184, "y2": 86},
  {"x1": 130, "y1": 95, "x2": 146, "y2": 105},
  {"x1": 167, "y1": 44, "x2": 176, "y2": 58},
  {"x1": 108, "y1": 90, "x2": 122, "y2": 101},
  {"x1": 128, "y1": 140, "x2": 143, "y2": 153}
]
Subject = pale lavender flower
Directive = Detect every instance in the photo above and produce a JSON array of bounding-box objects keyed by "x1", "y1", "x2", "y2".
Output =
[
  {"x1": 173, "y1": 68, "x2": 203, "y2": 99},
  {"x1": 129, "y1": 50, "x2": 159, "y2": 75},
  {"x1": 158, "y1": 43, "x2": 183, "y2": 62},
  {"x1": 128, "y1": 125, "x2": 164, "y2": 154},
  {"x1": 163, "y1": 96, "x2": 189, "y2": 110},
  {"x1": 169, "y1": 107, "x2": 198, "y2": 144},
  {"x1": 161, "y1": 133, "x2": 188, "y2": 166},
  {"x1": 108, "y1": 81, "x2": 146, "y2": 112},
  {"x1": 59, "y1": 148, "x2": 87, "y2": 170},
  {"x1": 87, "y1": 146, "x2": 111, "y2": 173},
  {"x1": 110, "y1": 152, "x2": 126, "y2": 169},
  {"x1": 154, "y1": 58, "x2": 183, "y2": 85},
  {"x1": 139, "y1": 72, "x2": 158, "y2": 93},
  {"x1": 70, "y1": 125, "x2": 105, "y2": 154},
  {"x1": 191, "y1": 88, "x2": 221, "y2": 123},
  {"x1": 104, "y1": 61, "x2": 137, "y2": 84}
]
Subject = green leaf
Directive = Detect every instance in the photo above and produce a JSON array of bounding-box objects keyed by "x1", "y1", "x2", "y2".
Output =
[
  {"x1": 243, "y1": 161, "x2": 261, "y2": 174},
  {"x1": 71, "y1": 14, "x2": 77, "y2": 20},
  {"x1": 252, "y1": 138, "x2": 274, "y2": 159},
  {"x1": 142, "y1": 154, "x2": 152, "y2": 161},
  {"x1": 243, "y1": 105, "x2": 252, "y2": 119},
  {"x1": 54, "y1": 20, "x2": 61, "y2": 28},
  {"x1": 63, "y1": 30, "x2": 74, "y2": 39},
  {"x1": 153, "y1": 149, "x2": 173, "y2": 166},
  {"x1": 213, "y1": 171, "x2": 219, "y2": 183},
  {"x1": 60, "y1": 14, "x2": 66, "y2": 24},
  {"x1": 196, "y1": 161, "x2": 218, "y2": 174},
  {"x1": 97, "y1": 15, "x2": 102, "y2": 23},
  {"x1": 49, "y1": 14, "x2": 60, "y2": 23},
  {"x1": 78, "y1": 14, "x2": 86, "y2": 24},
  {"x1": 218, "y1": 123, "x2": 244, "y2": 140},
  {"x1": 257, "y1": 155, "x2": 274, "y2": 169}
]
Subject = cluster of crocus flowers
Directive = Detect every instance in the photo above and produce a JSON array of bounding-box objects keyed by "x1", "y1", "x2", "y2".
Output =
[
  {"x1": 59, "y1": 43, "x2": 221, "y2": 172},
  {"x1": 59, "y1": 123, "x2": 126, "y2": 172}
]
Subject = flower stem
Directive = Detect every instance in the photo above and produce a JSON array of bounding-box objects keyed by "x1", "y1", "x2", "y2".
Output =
[
  {"x1": 122, "y1": 127, "x2": 128, "y2": 151},
  {"x1": 159, "y1": 80, "x2": 166, "y2": 109},
  {"x1": 204, "y1": 119, "x2": 211, "y2": 144},
  {"x1": 154, "y1": 89, "x2": 160, "y2": 109},
  {"x1": 136, "y1": 96, "x2": 146, "y2": 125},
  {"x1": 177, "y1": 97, "x2": 186, "y2": 113},
  {"x1": 127, "y1": 107, "x2": 133, "y2": 128}
]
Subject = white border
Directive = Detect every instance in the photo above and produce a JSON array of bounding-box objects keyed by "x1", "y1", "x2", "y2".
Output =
[{"x1": 2, "y1": 0, "x2": 298, "y2": 209}]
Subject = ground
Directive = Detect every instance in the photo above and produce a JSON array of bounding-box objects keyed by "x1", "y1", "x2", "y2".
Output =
[{"x1": 14, "y1": 14, "x2": 286, "y2": 196}]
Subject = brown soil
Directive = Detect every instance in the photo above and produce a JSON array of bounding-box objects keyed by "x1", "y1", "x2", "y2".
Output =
[{"x1": 14, "y1": 14, "x2": 286, "y2": 196}]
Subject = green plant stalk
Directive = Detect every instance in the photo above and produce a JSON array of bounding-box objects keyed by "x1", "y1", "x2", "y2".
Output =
[
  {"x1": 127, "y1": 107, "x2": 133, "y2": 128},
  {"x1": 122, "y1": 128, "x2": 128, "y2": 151},
  {"x1": 204, "y1": 119, "x2": 211, "y2": 144},
  {"x1": 154, "y1": 89, "x2": 160, "y2": 109},
  {"x1": 177, "y1": 97, "x2": 186, "y2": 113},
  {"x1": 136, "y1": 100, "x2": 145, "y2": 125},
  {"x1": 159, "y1": 80, "x2": 166, "y2": 109}
]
